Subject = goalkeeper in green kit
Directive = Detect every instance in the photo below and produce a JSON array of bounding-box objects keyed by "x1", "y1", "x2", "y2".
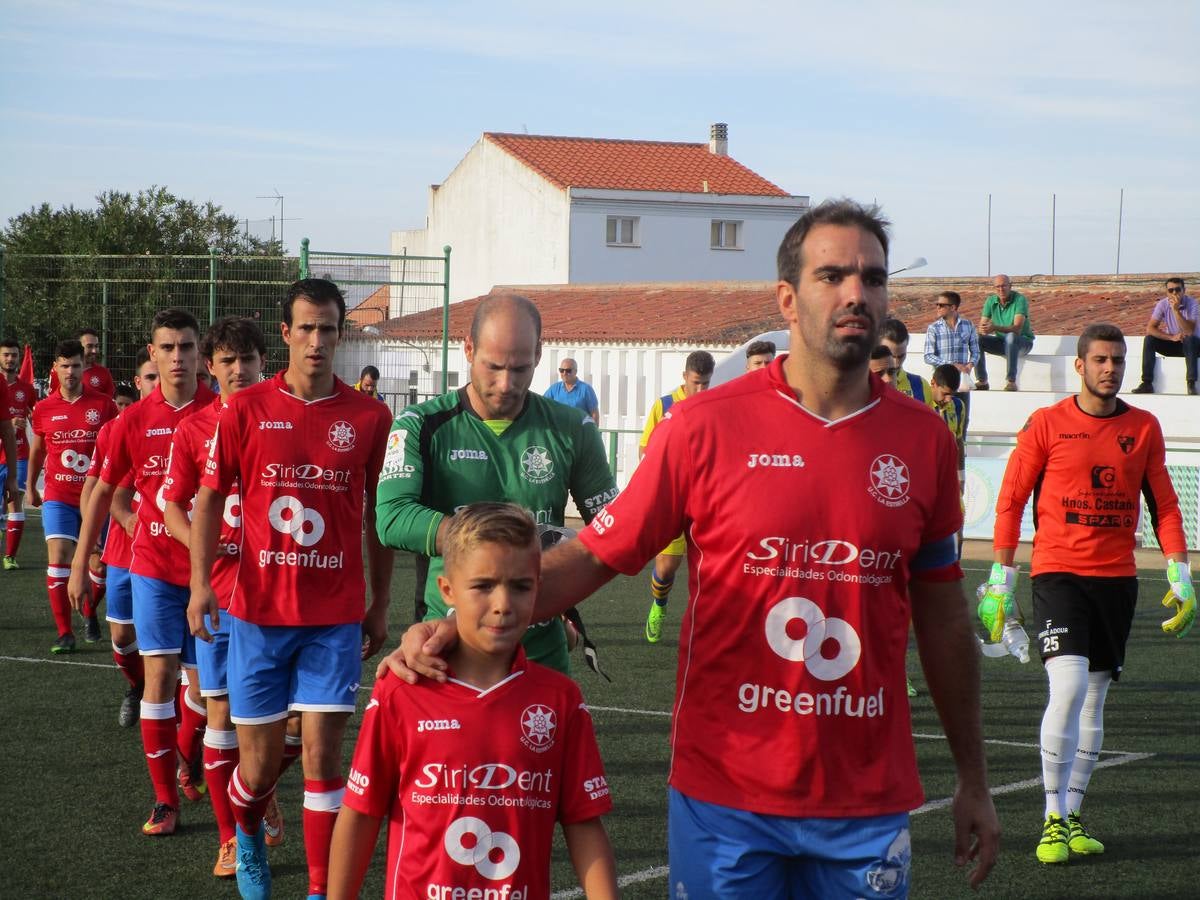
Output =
[
  {"x1": 375, "y1": 294, "x2": 618, "y2": 672},
  {"x1": 986, "y1": 323, "x2": 1194, "y2": 866}
]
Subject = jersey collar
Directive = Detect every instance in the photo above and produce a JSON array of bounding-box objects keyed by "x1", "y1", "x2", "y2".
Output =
[{"x1": 445, "y1": 645, "x2": 529, "y2": 698}]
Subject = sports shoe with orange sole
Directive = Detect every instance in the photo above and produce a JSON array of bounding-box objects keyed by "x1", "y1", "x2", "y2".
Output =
[
  {"x1": 263, "y1": 794, "x2": 284, "y2": 847},
  {"x1": 214, "y1": 836, "x2": 238, "y2": 878},
  {"x1": 142, "y1": 802, "x2": 179, "y2": 836}
]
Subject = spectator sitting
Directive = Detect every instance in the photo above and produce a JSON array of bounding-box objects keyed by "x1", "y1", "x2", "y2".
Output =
[
  {"x1": 1131, "y1": 277, "x2": 1199, "y2": 396},
  {"x1": 975, "y1": 274, "x2": 1034, "y2": 392}
]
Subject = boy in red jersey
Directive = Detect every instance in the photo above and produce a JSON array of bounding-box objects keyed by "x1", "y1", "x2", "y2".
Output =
[
  {"x1": 162, "y1": 316, "x2": 266, "y2": 878},
  {"x1": 328, "y1": 502, "x2": 616, "y2": 900},
  {"x1": 1, "y1": 338, "x2": 37, "y2": 568},
  {"x1": 387, "y1": 200, "x2": 1000, "y2": 897},
  {"x1": 68, "y1": 309, "x2": 215, "y2": 837},
  {"x1": 989, "y1": 323, "x2": 1192, "y2": 865},
  {"x1": 188, "y1": 279, "x2": 394, "y2": 900},
  {"x1": 27, "y1": 339, "x2": 119, "y2": 652}
]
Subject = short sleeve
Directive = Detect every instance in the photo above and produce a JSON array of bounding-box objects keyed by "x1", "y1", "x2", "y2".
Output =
[
  {"x1": 101, "y1": 414, "x2": 133, "y2": 485},
  {"x1": 556, "y1": 690, "x2": 613, "y2": 825},
  {"x1": 201, "y1": 403, "x2": 240, "y2": 494},
  {"x1": 162, "y1": 425, "x2": 201, "y2": 503},
  {"x1": 342, "y1": 676, "x2": 403, "y2": 818}
]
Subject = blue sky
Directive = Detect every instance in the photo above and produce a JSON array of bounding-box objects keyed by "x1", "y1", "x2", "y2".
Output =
[{"x1": 2, "y1": 0, "x2": 1197, "y2": 277}]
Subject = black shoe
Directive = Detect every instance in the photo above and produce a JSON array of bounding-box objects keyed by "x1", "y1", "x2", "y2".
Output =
[
  {"x1": 1188, "y1": 382, "x2": 1197, "y2": 396},
  {"x1": 974, "y1": 380, "x2": 989, "y2": 391},
  {"x1": 1131, "y1": 383, "x2": 1154, "y2": 394},
  {"x1": 119, "y1": 684, "x2": 143, "y2": 728},
  {"x1": 51, "y1": 632, "x2": 76, "y2": 655},
  {"x1": 84, "y1": 614, "x2": 101, "y2": 643}
]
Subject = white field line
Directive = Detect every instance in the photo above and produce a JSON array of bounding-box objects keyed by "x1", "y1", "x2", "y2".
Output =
[{"x1": 0, "y1": 654, "x2": 117, "y2": 669}]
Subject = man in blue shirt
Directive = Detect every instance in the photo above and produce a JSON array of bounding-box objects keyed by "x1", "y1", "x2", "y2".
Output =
[{"x1": 544, "y1": 357, "x2": 600, "y2": 424}]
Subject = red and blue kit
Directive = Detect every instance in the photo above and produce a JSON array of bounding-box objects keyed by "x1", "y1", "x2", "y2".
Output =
[
  {"x1": 201, "y1": 371, "x2": 393, "y2": 626},
  {"x1": 579, "y1": 357, "x2": 963, "y2": 818},
  {"x1": 0, "y1": 377, "x2": 36, "y2": 463},
  {"x1": 51, "y1": 363, "x2": 115, "y2": 398},
  {"x1": 101, "y1": 384, "x2": 216, "y2": 585},
  {"x1": 32, "y1": 389, "x2": 119, "y2": 506},
  {"x1": 88, "y1": 417, "x2": 136, "y2": 568},
  {"x1": 343, "y1": 652, "x2": 612, "y2": 900},
  {"x1": 994, "y1": 397, "x2": 1187, "y2": 575},
  {"x1": 162, "y1": 398, "x2": 241, "y2": 607}
]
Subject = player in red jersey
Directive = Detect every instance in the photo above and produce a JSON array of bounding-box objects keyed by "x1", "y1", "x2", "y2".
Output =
[
  {"x1": 1, "y1": 338, "x2": 37, "y2": 568},
  {"x1": 162, "y1": 316, "x2": 267, "y2": 878},
  {"x1": 988, "y1": 323, "x2": 1192, "y2": 865},
  {"x1": 0, "y1": 375, "x2": 19, "y2": 518},
  {"x1": 189, "y1": 278, "x2": 394, "y2": 900},
  {"x1": 27, "y1": 339, "x2": 119, "y2": 653},
  {"x1": 328, "y1": 502, "x2": 615, "y2": 900},
  {"x1": 49, "y1": 327, "x2": 116, "y2": 397},
  {"x1": 387, "y1": 200, "x2": 1000, "y2": 896},
  {"x1": 68, "y1": 308, "x2": 215, "y2": 837}
]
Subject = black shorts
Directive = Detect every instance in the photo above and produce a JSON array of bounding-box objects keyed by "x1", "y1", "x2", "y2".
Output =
[{"x1": 1031, "y1": 572, "x2": 1138, "y2": 680}]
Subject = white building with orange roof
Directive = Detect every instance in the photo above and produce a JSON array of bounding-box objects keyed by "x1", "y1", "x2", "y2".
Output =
[{"x1": 390, "y1": 124, "x2": 809, "y2": 305}]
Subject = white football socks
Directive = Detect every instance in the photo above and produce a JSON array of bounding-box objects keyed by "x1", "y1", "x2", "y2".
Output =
[{"x1": 1040, "y1": 655, "x2": 1089, "y2": 819}]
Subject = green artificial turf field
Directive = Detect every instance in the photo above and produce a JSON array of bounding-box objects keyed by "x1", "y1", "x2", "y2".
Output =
[{"x1": 0, "y1": 514, "x2": 1196, "y2": 899}]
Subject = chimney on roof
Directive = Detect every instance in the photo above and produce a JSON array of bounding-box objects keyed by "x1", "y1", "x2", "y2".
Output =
[{"x1": 709, "y1": 122, "x2": 728, "y2": 156}]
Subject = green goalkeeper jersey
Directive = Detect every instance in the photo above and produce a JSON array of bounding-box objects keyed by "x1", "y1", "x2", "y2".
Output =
[{"x1": 376, "y1": 388, "x2": 618, "y2": 671}]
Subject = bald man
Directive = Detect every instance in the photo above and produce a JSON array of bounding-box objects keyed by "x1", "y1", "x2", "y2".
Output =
[
  {"x1": 976, "y1": 274, "x2": 1035, "y2": 391},
  {"x1": 545, "y1": 357, "x2": 600, "y2": 425}
]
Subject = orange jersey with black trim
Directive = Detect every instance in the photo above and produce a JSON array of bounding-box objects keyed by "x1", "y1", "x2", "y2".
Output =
[{"x1": 994, "y1": 397, "x2": 1185, "y2": 577}]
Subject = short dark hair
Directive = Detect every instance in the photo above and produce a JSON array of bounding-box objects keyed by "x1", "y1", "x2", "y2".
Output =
[
  {"x1": 937, "y1": 291, "x2": 961, "y2": 307},
  {"x1": 1166, "y1": 277, "x2": 1185, "y2": 290},
  {"x1": 135, "y1": 347, "x2": 152, "y2": 371},
  {"x1": 469, "y1": 294, "x2": 542, "y2": 345},
  {"x1": 878, "y1": 318, "x2": 910, "y2": 344},
  {"x1": 114, "y1": 383, "x2": 139, "y2": 403},
  {"x1": 0, "y1": 338, "x2": 19, "y2": 352},
  {"x1": 870, "y1": 345, "x2": 895, "y2": 361},
  {"x1": 685, "y1": 350, "x2": 715, "y2": 376},
  {"x1": 745, "y1": 340, "x2": 776, "y2": 358},
  {"x1": 1077, "y1": 323, "x2": 1125, "y2": 358},
  {"x1": 359, "y1": 365, "x2": 381, "y2": 381},
  {"x1": 776, "y1": 198, "x2": 891, "y2": 287},
  {"x1": 283, "y1": 278, "x2": 347, "y2": 331},
  {"x1": 75, "y1": 327, "x2": 100, "y2": 341},
  {"x1": 201, "y1": 316, "x2": 266, "y2": 360},
  {"x1": 931, "y1": 363, "x2": 961, "y2": 391},
  {"x1": 54, "y1": 339, "x2": 84, "y2": 362},
  {"x1": 150, "y1": 307, "x2": 200, "y2": 340}
]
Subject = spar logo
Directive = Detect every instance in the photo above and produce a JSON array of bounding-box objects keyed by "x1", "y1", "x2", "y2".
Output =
[
  {"x1": 519, "y1": 704, "x2": 556, "y2": 753},
  {"x1": 443, "y1": 816, "x2": 520, "y2": 881},
  {"x1": 85, "y1": 408, "x2": 101, "y2": 425},
  {"x1": 764, "y1": 596, "x2": 861, "y2": 680},
  {"x1": 519, "y1": 446, "x2": 554, "y2": 484},
  {"x1": 268, "y1": 495, "x2": 325, "y2": 546},
  {"x1": 868, "y1": 454, "x2": 910, "y2": 507},
  {"x1": 326, "y1": 420, "x2": 356, "y2": 452}
]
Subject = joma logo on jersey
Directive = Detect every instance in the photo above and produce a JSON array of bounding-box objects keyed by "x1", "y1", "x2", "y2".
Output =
[
  {"x1": 145, "y1": 427, "x2": 173, "y2": 437},
  {"x1": 416, "y1": 718, "x2": 462, "y2": 733},
  {"x1": 747, "y1": 452, "x2": 805, "y2": 469},
  {"x1": 258, "y1": 420, "x2": 293, "y2": 430},
  {"x1": 448, "y1": 448, "x2": 489, "y2": 462}
]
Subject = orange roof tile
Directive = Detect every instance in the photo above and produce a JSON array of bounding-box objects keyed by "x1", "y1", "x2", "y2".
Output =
[
  {"x1": 378, "y1": 274, "x2": 1195, "y2": 347},
  {"x1": 346, "y1": 285, "x2": 389, "y2": 328},
  {"x1": 484, "y1": 132, "x2": 791, "y2": 197}
]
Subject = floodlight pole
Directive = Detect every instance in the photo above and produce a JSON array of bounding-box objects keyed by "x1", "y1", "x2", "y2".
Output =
[{"x1": 1116, "y1": 188, "x2": 1124, "y2": 274}]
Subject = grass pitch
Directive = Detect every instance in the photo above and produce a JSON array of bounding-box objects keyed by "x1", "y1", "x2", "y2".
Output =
[{"x1": 0, "y1": 515, "x2": 1197, "y2": 899}]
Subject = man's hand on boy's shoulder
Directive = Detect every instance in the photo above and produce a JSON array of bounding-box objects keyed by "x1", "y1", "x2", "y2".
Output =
[{"x1": 376, "y1": 617, "x2": 460, "y2": 683}]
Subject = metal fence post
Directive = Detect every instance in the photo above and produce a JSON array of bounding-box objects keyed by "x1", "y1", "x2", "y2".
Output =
[
  {"x1": 607, "y1": 430, "x2": 618, "y2": 476},
  {"x1": 208, "y1": 247, "x2": 218, "y2": 326},
  {"x1": 0, "y1": 244, "x2": 5, "y2": 337},
  {"x1": 441, "y1": 245, "x2": 451, "y2": 392},
  {"x1": 101, "y1": 281, "x2": 109, "y2": 362},
  {"x1": 300, "y1": 238, "x2": 310, "y2": 279}
]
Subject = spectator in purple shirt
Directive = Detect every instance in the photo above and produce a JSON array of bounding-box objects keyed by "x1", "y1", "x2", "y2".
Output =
[{"x1": 1131, "y1": 277, "x2": 1199, "y2": 395}]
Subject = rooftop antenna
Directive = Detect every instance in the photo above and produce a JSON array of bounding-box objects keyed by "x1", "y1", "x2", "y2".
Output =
[{"x1": 257, "y1": 190, "x2": 285, "y2": 250}]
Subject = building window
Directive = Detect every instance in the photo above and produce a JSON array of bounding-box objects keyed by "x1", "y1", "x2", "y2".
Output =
[
  {"x1": 606, "y1": 216, "x2": 639, "y2": 247},
  {"x1": 711, "y1": 220, "x2": 742, "y2": 250}
]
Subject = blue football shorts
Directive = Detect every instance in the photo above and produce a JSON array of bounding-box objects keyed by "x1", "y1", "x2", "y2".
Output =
[
  {"x1": 105, "y1": 564, "x2": 133, "y2": 624},
  {"x1": 668, "y1": 787, "x2": 912, "y2": 899},
  {"x1": 131, "y1": 573, "x2": 196, "y2": 666},
  {"x1": 0, "y1": 458, "x2": 28, "y2": 491},
  {"x1": 42, "y1": 500, "x2": 81, "y2": 542},
  {"x1": 227, "y1": 615, "x2": 361, "y2": 725},
  {"x1": 195, "y1": 608, "x2": 231, "y2": 697}
]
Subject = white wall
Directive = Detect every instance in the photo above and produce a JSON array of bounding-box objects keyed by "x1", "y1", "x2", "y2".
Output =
[
  {"x1": 391, "y1": 138, "x2": 570, "y2": 304},
  {"x1": 568, "y1": 190, "x2": 806, "y2": 284}
]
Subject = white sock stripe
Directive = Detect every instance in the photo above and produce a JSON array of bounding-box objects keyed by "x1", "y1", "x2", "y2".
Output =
[
  {"x1": 303, "y1": 787, "x2": 345, "y2": 812},
  {"x1": 202, "y1": 727, "x2": 239, "y2": 750},
  {"x1": 229, "y1": 769, "x2": 255, "y2": 806},
  {"x1": 46, "y1": 566, "x2": 71, "y2": 578},
  {"x1": 140, "y1": 700, "x2": 175, "y2": 720},
  {"x1": 89, "y1": 571, "x2": 106, "y2": 585},
  {"x1": 183, "y1": 690, "x2": 208, "y2": 716},
  {"x1": 284, "y1": 734, "x2": 303, "y2": 748},
  {"x1": 113, "y1": 640, "x2": 139, "y2": 654},
  {"x1": 9, "y1": 512, "x2": 25, "y2": 522}
]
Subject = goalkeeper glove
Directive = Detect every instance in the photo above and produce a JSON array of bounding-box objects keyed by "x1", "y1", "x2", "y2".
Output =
[
  {"x1": 1161, "y1": 560, "x2": 1195, "y2": 638},
  {"x1": 977, "y1": 563, "x2": 1018, "y2": 644}
]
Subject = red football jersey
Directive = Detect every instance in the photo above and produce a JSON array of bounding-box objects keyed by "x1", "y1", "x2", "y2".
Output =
[
  {"x1": 50, "y1": 363, "x2": 115, "y2": 398},
  {"x1": 201, "y1": 371, "x2": 392, "y2": 626},
  {"x1": 162, "y1": 398, "x2": 241, "y2": 608},
  {"x1": 32, "y1": 390, "x2": 119, "y2": 506},
  {"x1": 343, "y1": 653, "x2": 612, "y2": 900},
  {"x1": 578, "y1": 357, "x2": 963, "y2": 818},
  {"x1": 89, "y1": 417, "x2": 136, "y2": 568},
  {"x1": 1, "y1": 377, "x2": 36, "y2": 462},
  {"x1": 101, "y1": 383, "x2": 216, "y2": 586}
]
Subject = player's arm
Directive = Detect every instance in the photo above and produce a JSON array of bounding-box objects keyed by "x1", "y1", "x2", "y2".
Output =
[
  {"x1": 326, "y1": 806, "x2": 383, "y2": 900},
  {"x1": 911, "y1": 577, "x2": 999, "y2": 887},
  {"x1": 25, "y1": 430, "x2": 45, "y2": 506},
  {"x1": 361, "y1": 429, "x2": 394, "y2": 659},
  {"x1": 188, "y1": 485, "x2": 224, "y2": 642},
  {"x1": 68, "y1": 477, "x2": 116, "y2": 611},
  {"x1": 162, "y1": 429, "x2": 197, "y2": 550},
  {"x1": 563, "y1": 818, "x2": 618, "y2": 900},
  {"x1": 569, "y1": 417, "x2": 619, "y2": 526},
  {"x1": 112, "y1": 485, "x2": 136, "y2": 536},
  {"x1": 374, "y1": 415, "x2": 448, "y2": 554},
  {"x1": 0, "y1": 419, "x2": 16, "y2": 503}
]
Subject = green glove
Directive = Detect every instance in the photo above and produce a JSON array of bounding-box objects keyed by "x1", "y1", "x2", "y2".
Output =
[
  {"x1": 977, "y1": 563, "x2": 1018, "y2": 644},
  {"x1": 1162, "y1": 560, "x2": 1195, "y2": 638}
]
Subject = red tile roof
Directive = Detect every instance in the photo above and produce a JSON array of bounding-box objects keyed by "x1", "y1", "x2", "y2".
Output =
[
  {"x1": 484, "y1": 132, "x2": 791, "y2": 197},
  {"x1": 376, "y1": 274, "x2": 1195, "y2": 346},
  {"x1": 346, "y1": 285, "x2": 389, "y2": 328}
]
